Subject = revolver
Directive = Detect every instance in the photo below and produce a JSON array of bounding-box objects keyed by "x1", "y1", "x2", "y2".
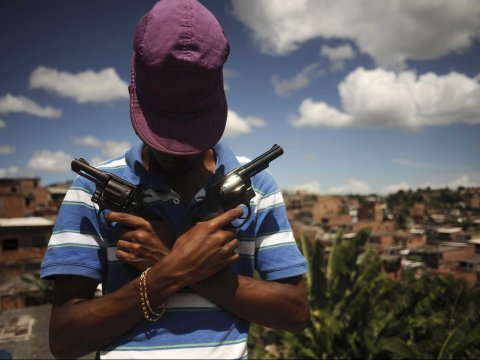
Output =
[
  {"x1": 193, "y1": 144, "x2": 284, "y2": 224},
  {"x1": 71, "y1": 158, "x2": 160, "y2": 227},
  {"x1": 71, "y1": 144, "x2": 284, "y2": 227}
]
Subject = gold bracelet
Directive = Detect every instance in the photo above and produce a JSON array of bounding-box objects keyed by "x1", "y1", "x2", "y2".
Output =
[
  {"x1": 140, "y1": 267, "x2": 167, "y2": 322},
  {"x1": 142, "y1": 268, "x2": 167, "y2": 317}
]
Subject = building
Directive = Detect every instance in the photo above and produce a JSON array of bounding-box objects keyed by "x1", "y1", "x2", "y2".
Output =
[
  {"x1": 0, "y1": 217, "x2": 54, "y2": 278},
  {"x1": 410, "y1": 203, "x2": 426, "y2": 224},
  {"x1": 0, "y1": 217, "x2": 55, "y2": 309},
  {"x1": 467, "y1": 192, "x2": 480, "y2": 209},
  {"x1": 311, "y1": 196, "x2": 354, "y2": 229},
  {"x1": 0, "y1": 304, "x2": 97, "y2": 359},
  {"x1": 358, "y1": 199, "x2": 385, "y2": 223},
  {"x1": 0, "y1": 178, "x2": 50, "y2": 218},
  {"x1": 468, "y1": 238, "x2": 480, "y2": 253},
  {"x1": 44, "y1": 182, "x2": 70, "y2": 217},
  {"x1": 456, "y1": 254, "x2": 480, "y2": 287},
  {"x1": 406, "y1": 228, "x2": 427, "y2": 249},
  {"x1": 0, "y1": 304, "x2": 54, "y2": 359},
  {"x1": 436, "y1": 227, "x2": 463, "y2": 242},
  {"x1": 0, "y1": 217, "x2": 54, "y2": 253}
]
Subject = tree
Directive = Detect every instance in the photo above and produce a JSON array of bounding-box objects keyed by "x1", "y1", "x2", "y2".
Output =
[{"x1": 249, "y1": 229, "x2": 480, "y2": 359}]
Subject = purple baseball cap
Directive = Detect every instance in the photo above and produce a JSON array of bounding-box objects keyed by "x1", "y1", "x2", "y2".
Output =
[{"x1": 130, "y1": 0, "x2": 230, "y2": 155}]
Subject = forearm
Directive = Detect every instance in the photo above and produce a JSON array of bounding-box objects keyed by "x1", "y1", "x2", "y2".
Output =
[
  {"x1": 50, "y1": 280, "x2": 143, "y2": 359},
  {"x1": 50, "y1": 258, "x2": 185, "y2": 359},
  {"x1": 190, "y1": 272, "x2": 310, "y2": 332}
]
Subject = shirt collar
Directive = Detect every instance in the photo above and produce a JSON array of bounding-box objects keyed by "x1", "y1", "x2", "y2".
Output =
[
  {"x1": 124, "y1": 140, "x2": 241, "y2": 188},
  {"x1": 211, "y1": 140, "x2": 241, "y2": 183},
  {"x1": 125, "y1": 143, "x2": 147, "y2": 184}
]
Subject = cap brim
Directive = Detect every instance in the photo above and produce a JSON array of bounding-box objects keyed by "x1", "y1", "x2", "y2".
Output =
[{"x1": 130, "y1": 83, "x2": 227, "y2": 156}]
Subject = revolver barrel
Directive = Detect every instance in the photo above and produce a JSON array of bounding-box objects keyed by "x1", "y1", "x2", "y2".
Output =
[
  {"x1": 71, "y1": 158, "x2": 110, "y2": 185},
  {"x1": 238, "y1": 144, "x2": 284, "y2": 179}
]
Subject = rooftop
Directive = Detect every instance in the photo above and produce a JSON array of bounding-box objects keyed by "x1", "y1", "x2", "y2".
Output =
[
  {"x1": 0, "y1": 217, "x2": 55, "y2": 227},
  {"x1": 0, "y1": 305, "x2": 95, "y2": 359},
  {"x1": 437, "y1": 227, "x2": 463, "y2": 234},
  {"x1": 47, "y1": 188, "x2": 68, "y2": 195},
  {"x1": 0, "y1": 304, "x2": 53, "y2": 359}
]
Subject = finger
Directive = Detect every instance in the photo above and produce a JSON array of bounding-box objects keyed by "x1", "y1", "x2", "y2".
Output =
[
  {"x1": 224, "y1": 238, "x2": 238, "y2": 252},
  {"x1": 217, "y1": 229, "x2": 237, "y2": 244},
  {"x1": 222, "y1": 227, "x2": 237, "y2": 238},
  {"x1": 117, "y1": 239, "x2": 133, "y2": 253},
  {"x1": 225, "y1": 252, "x2": 240, "y2": 266},
  {"x1": 209, "y1": 207, "x2": 244, "y2": 229},
  {"x1": 116, "y1": 249, "x2": 136, "y2": 262},
  {"x1": 106, "y1": 211, "x2": 149, "y2": 229},
  {"x1": 121, "y1": 229, "x2": 149, "y2": 243},
  {"x1": 117, "y1": 239, "x2": 142, "y2": 254}
]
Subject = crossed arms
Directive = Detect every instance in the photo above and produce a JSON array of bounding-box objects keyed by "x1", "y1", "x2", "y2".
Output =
[{"x1": 48, "y1": 208, "x2": 310, "y2": 359}]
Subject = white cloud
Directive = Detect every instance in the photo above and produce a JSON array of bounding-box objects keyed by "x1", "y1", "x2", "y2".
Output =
[
  {"x1": 0, "y1": 119, "x2": 5, "y2": 128},
  {"x1": 0, "y1": 166, "x2": 19, "y2": 178},
  {"x1": 223, "y1": 67, "x2": 239, "y2": 92},
  {"x1": 382, "y1": 182, "x2": 411, "y2": 194},
  {"x1": 272, "y1": 63, "x2": 324, "y2": 96},
  {"x1": 27, "y1": 150, "x2": 73, "y2": 173},
  {"x1": 0, "y1": 145, "x2": 15, "y2": 155},
  {"x1": 287, "y1": 181, "x2": 322, "y2": 194},
  {"x1": 29, "y1": 66, "x2": 129, "y2": 103},
  {"x1": 291, "y1": 68, "x2": 480, "y2": 129},
  {"x1": 102, "y1": 140, "x2": 131, "y2": 159},
  {"x1": 449, "y1": 175, "x2": 474, "y2": 188},
  {"x1": 326, "y1": 179, "x2": 372, "y2": 195},
  {"x1": 288, "y1": 179, "x2": 372, "y2": 195},
  {"x1": 223, "y1": 67, "x2": 239, "y2": 79},
  {"x1": 0, "y1": 94, "x2": 62, "y2": 118},
  {"x1": 290, "y1": 99, "x2": 352, "y2": 128},
  {"x1": 231, "y1": 0, "x2": 480, "y2": 69},
  {"x1": 224, "y1": 110, "x2": 266, "y2": 137},
  {"x1": 72, "y1": 135, "x2": 131, "y2": 159},
  {"x1": 422, "y1": 175, "x2": 479, "y2": 189},
  {"x1": 72, "y1": 135, "x2": 103, "y2": 148},
  {"x1": 320, "y1": 44, "x2": 356, "y2": 71}
]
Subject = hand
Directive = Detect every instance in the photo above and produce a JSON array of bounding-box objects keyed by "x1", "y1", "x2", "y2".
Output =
[
  {"x1": 168, "y1": 207, "x2": 243, "y2": 286},
  {"x1": 105, "y1": 212, "x2": 175, "y2": 272}
]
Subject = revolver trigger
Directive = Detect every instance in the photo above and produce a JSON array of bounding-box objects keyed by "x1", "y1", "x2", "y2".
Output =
[{"x1": 98, "y1": 208, "x2": 122, "y2": 232}]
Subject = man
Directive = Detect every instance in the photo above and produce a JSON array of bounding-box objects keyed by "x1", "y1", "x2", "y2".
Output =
[{"x1": 40, "y1": 0, "x2": 310, "y2": 358}]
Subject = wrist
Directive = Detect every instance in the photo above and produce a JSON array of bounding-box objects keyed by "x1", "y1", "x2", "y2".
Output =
[
  {"x1": 146, "y1": 254, "x2": 190, "y2": 305},
  {"x1": 140, "y1": 267, "x2": 168, "y2": 322}
]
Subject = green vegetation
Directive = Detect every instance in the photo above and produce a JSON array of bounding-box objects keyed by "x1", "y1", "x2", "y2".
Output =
[
  {"x1": 21, "y1": 270, "x2": 54, "y2": 306},
  {"x1": 248, "y1": 229, "x2": 480, "y2": 359},
  {"x1": 387, "y1": 186, "x2": 473, "y2": 212}
]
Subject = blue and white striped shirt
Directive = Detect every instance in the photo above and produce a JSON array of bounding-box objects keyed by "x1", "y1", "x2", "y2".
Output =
[{"x1": 41, "y1": 141, "x2": 307, "y2": 359}]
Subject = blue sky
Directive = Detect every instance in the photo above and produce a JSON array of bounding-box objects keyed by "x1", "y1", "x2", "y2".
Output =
[{"x1": 1, "y1": 0, "x2": 479, "y2": 195}]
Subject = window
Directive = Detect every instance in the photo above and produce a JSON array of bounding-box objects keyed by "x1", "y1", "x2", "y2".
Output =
[
  {"x1": 2, "y1": 238, "x2": 19, "y2": 251},
  {"x1": 25, "y1": 193, "x2": 35, "y2": 207}
]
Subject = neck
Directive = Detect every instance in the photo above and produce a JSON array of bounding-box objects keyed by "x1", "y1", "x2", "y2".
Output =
[{"x1": 142, "y1": 146, "x2": 216, "y2": 202}]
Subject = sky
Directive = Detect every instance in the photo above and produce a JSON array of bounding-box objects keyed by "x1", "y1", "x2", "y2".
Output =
[{"x1": 0, "y1": 0, "x2": 479, "y2": 195}]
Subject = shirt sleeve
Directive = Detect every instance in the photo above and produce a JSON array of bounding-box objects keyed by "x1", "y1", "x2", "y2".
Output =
[
  {"x1": 253, "y1": 172, "x2": 308, "y2": 281},
  {"x1": 40, "y1": 177, "x2": 107, "y2": 281}
]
